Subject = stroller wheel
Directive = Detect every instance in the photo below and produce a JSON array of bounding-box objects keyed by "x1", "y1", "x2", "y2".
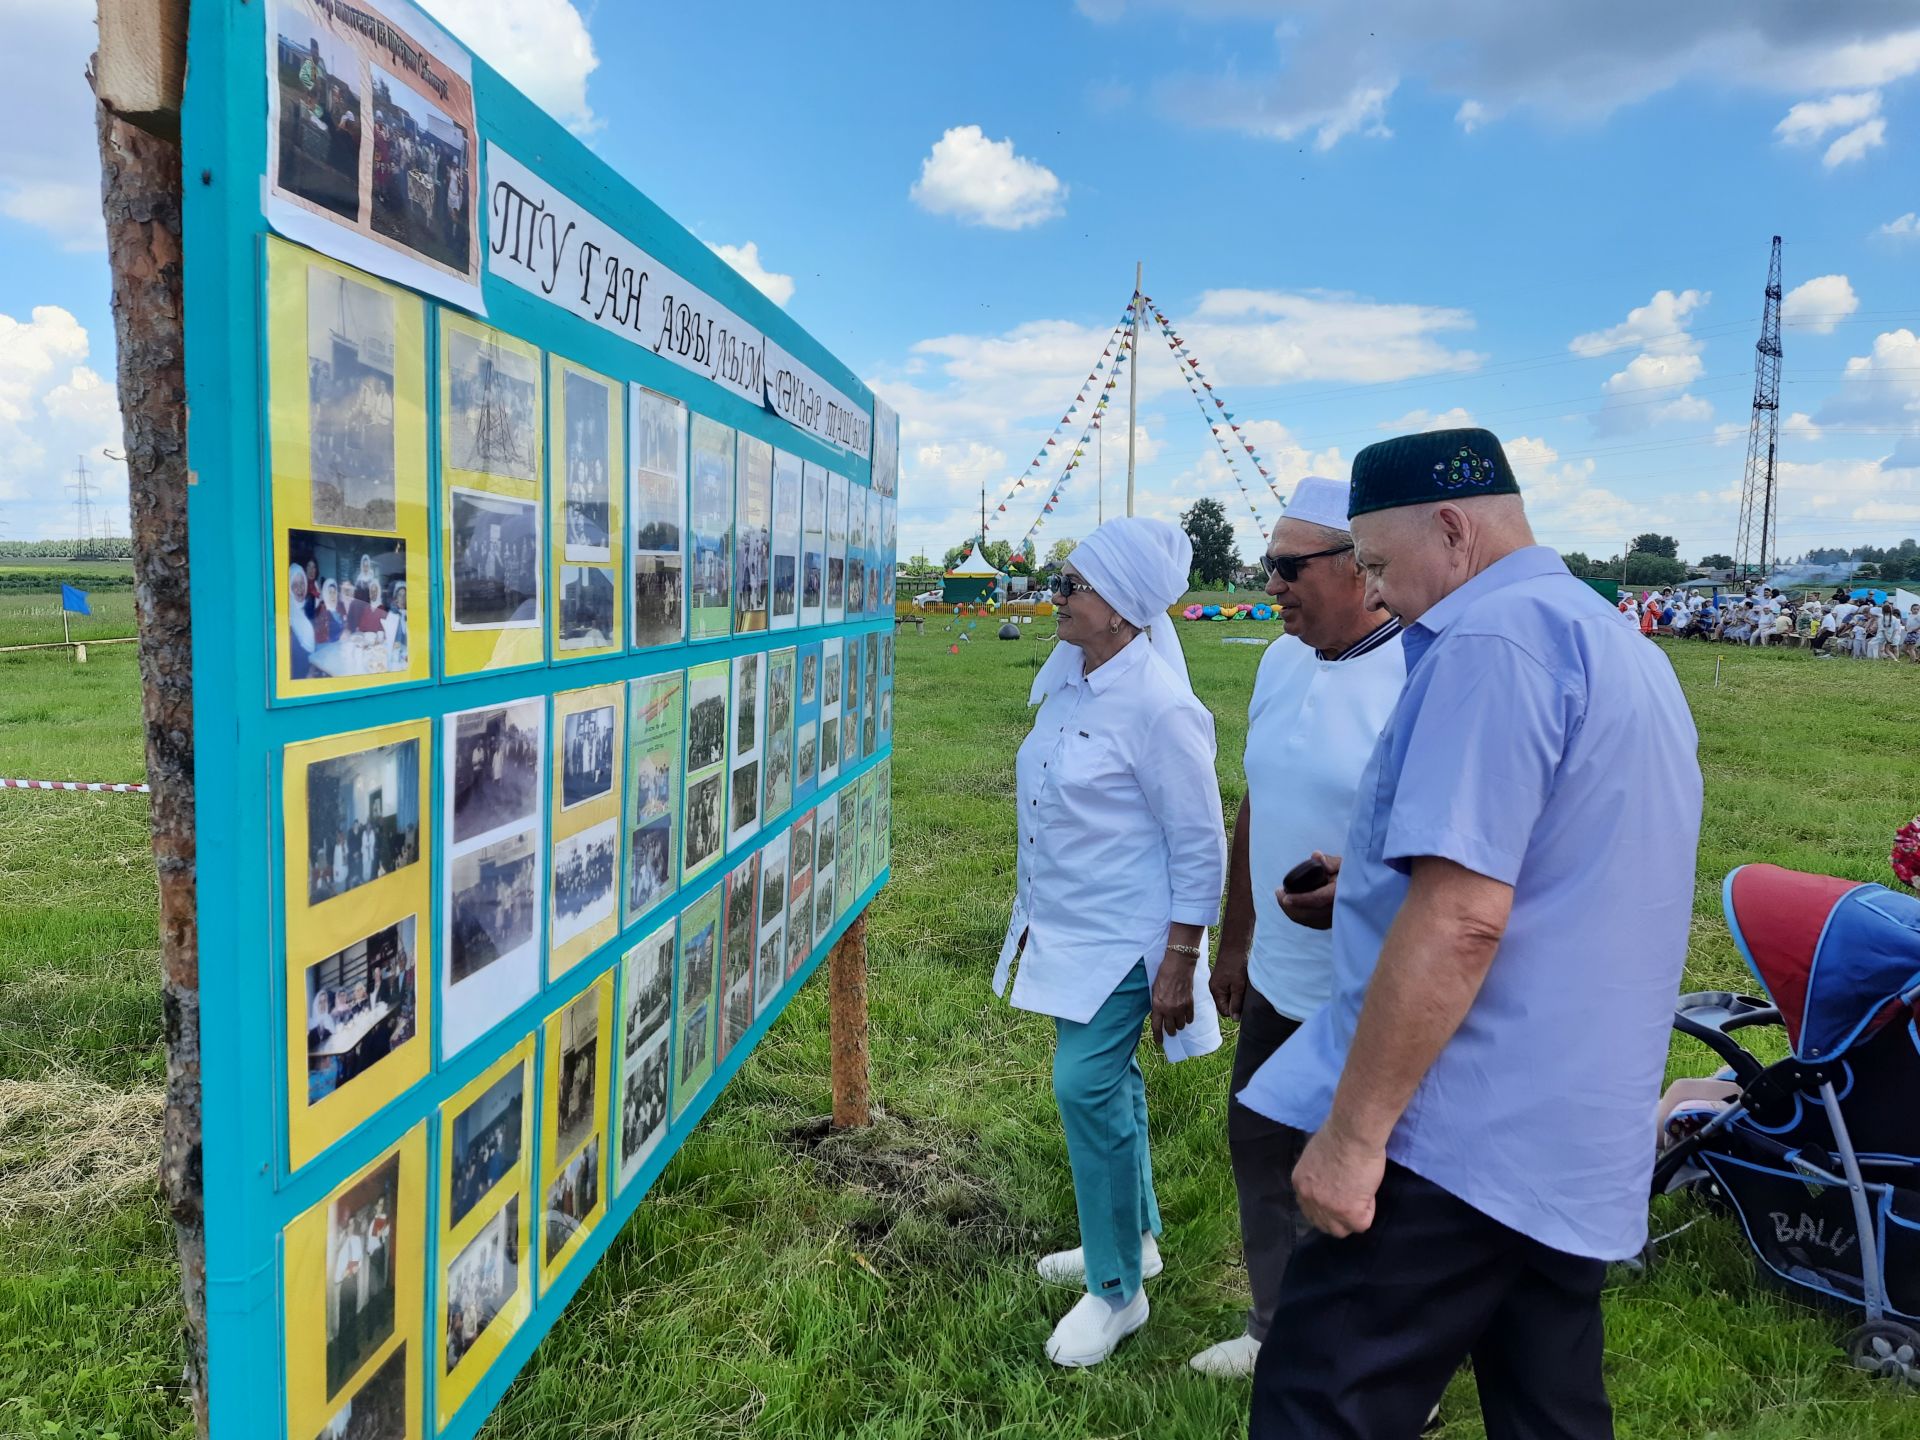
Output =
[{"x1": 1844, "y1": 1320, "x2": 1920, "y2": 1388}]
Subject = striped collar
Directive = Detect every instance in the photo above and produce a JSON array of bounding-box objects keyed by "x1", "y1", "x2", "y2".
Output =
[{"x1": 1320, "y1": 615, "x2": 1403, "y2": 663}]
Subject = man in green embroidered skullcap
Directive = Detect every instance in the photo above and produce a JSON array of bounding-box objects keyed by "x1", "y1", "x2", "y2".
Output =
[{"x1": 1239, "y1": 425, "x2": 1703, "y2": 1437}]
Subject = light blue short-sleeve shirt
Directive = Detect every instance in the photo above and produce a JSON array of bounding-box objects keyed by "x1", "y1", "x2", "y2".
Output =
[{"x1": 1239, "y1": 547, "x2": 1703, "y2": 1260}]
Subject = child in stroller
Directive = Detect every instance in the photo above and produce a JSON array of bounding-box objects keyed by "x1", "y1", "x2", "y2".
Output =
[{"x1": 1653, "y1": 863, "x2": 1920, "y2": 1385}]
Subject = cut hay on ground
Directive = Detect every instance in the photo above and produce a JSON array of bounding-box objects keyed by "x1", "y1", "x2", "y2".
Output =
[{"x1": 0, "y1": 1071, "x2": 161, "y2": 1222}]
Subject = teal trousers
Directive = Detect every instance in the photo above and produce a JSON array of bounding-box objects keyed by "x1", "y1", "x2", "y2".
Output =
[{"x1": 1052, "y1": 960, "x2": 1162, "y2": 1303}]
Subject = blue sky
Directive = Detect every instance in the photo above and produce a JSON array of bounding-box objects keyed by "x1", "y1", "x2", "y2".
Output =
[{"x1": 3, "y1": 1, "x2": 1917, "y2": 568}]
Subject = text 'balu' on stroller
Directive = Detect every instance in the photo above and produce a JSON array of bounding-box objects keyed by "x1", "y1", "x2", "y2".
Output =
[{"x1": 1652, "y1": 863, "x2": 1920, "y2": 1386}]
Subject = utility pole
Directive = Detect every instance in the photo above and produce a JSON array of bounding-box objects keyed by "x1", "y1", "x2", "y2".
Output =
[
  {"x1": 1733, "y1": 236, "x2": 1784, "y2": 581},
  {"x1": 1126, "y1": 261, "x2": 1141, "y2": 517},
  {"x1": 1097, "y1": 416, "x2": 1103, "y2": 526},
  {"x1": 979, "y1": 478, "x2": 986, "y2": 553},
  {"x1": 68, "y1": 454, "x2": 98, "y2": 556}
]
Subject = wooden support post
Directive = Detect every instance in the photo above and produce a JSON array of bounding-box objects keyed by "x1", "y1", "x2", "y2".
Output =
[
  {"x1": 93, "y1": 0, "x2": 198, "y2": 1429},
  {"x1": 827, "y1": 909, "x2": 871, "y2": 1129}
]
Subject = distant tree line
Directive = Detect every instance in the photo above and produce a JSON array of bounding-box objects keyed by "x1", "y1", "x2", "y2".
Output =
[{"x1": 0, "y1": 538, "x2": 135, "y2": 560}]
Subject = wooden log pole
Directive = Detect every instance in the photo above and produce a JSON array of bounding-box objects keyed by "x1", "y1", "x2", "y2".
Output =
[
  {"x1": 93, "y1": 0, "x2": 200, "y2": 1428},
  {"x1": 827, "y1": 909, "x2": 871, "y2": 1128}
]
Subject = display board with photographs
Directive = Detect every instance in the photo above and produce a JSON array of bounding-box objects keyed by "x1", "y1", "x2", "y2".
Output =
[
  {"x1": 681, "y1": 660, "x2": 730, "y2": 883},
  {"x1": 267, "y1": 239, "x2": 432, "y2": 701},
  {"x1": 550, "y1": 356, "x2": 624, "y2": 660},
  {"x1": 540, "y1": 975, "x2": 612, "y2": 1289},
  {"x1": 623, "y1": 672, "x2": 684, "y2": 928},
  {"x1": 440, "y1": 313, "x2": 544, "y2": 676},
  {"x1": 550, "y1": 684, "x2": 623, "y2": 977},
  {"x1": 725, "y1": 650, "x2": 767, "y2": 852},
  {"x1": 630, "y1": 387, "x2": 688, "y2": 650}
]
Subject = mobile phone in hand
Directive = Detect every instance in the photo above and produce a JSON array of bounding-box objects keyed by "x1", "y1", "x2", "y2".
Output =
[{"x1": 1283, "y1": 858, "x2": 1331, "y2": 894}]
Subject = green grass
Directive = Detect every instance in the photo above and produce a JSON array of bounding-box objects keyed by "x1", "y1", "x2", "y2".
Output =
[
  {"x1": 0, "y1": 585, "x2": 139, "y2": 648},
  {"x1": 3, "y1": 635, "x2": 1919, "y2": 1437}
]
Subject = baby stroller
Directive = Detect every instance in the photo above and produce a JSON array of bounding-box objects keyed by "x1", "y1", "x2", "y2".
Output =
[{"x1": 1652, "y1": 864, "x2": 1920, "y2": 1386}]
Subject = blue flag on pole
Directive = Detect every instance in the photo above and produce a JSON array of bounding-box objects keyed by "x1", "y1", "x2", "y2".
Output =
[{"x1": 61, "y1": 583, "x2": 91, "y2": 615}]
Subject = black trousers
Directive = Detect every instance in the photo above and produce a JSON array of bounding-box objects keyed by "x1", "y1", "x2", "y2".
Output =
[
  {"x1": 1228, "y1": 987, "x2": 1310, "y2": 1342},
  {"x1": 1251, "y1": 1164, "x2": 1613, "y2": 1440}
]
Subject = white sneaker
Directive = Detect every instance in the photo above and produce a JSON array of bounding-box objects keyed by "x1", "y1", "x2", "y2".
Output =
[
  {"x1": 1189, "y1": 1331, "x2": 1261, "y2": 1377},
  {"x1": 1035, "y1": 1231, "x2": 1162, "y2": 1287},
  {"x1": 1045, "y1": 1290, "x2": 1150, "y2": 1367}
]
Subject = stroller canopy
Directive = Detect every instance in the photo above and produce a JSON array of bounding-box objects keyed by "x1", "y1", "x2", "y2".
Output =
[{"x1": 1723, "y1": 863, "x2": 1920, "y2": 1062}]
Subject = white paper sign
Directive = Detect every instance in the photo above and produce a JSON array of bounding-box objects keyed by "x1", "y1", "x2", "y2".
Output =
[
  {"x1": 764, "y1": 339, "x2": 871, "y2": 460},
  {"x1": 485, "y1": 144, "x2": 766, "y2": 404}
]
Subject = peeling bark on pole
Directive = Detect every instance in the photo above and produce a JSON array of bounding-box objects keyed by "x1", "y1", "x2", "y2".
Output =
[
  {"x1": 94, "y1": 69, "x2": 203, "y2": 1435},
  {"x1": 828, "y1": 910, "x2": 872, "y2": 1129}
]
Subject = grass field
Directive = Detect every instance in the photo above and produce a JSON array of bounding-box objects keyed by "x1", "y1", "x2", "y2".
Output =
[
  {"x1": 0, "y1": 565, "x2": 139, "y2": 648},
  {"x1": 2, "y1": 631, "x2": 1919, "y2": 1438}
]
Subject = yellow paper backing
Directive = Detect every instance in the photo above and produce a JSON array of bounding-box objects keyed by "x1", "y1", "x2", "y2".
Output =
[
  {"x1": 549, "y1": 682, "x2": 625, "y2": 978},
  {"x1": 538, "y1": 969, "x2": 614, "y2": 1293},
  {"x1": 267, "y1": 238, "x2": 432, "y2": 698},
  {"x1": 439, "y1": 311, "x2": 546, "y2": 677},
  {"x1": 282, "y1": 718, "x2": 434, "y2": 1172},
  {"x1": 283, "y1": 1125, "x2": 427, "y2": 1440},
  {"x1": 547, "y1": 354, "x2": 626, "y2": 659}
]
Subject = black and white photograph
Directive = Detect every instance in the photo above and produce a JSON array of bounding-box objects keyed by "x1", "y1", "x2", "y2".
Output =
[
  {"x1": 719, "y1": 967, "x2": 754, "y2": 1060},
  {"x1": 554, "y1": 989, "x2": 600, "y2": 1161},
  {"x1": 764, "y1": 731, "x2": 793, "y2": 822},
  {"x1": 558, "y1": 565, "x2": 616, "y2": 651},
  {"x1": 826, "y1": 473, "x2": 848, "y2": 619},
  {"x1": 445, "y1": 1197, "x2": 517, "y2": 1373},
  {"x1": 631, "y1": 387, "x2": 686, "y2": 649},
  {"x1": 820, "y1": 713, "x2": 840, "y2": 774},
  {"x1": 544, "y1": 1137, "x2": 599, "y2": 1262},
  {"x1": 274, "y1": 22, "x2": 363, "y2": 223},
  {"x1": 307, "y1": 269, "x2": 397, "y2": 530},
  {"x1": 561, "y1": 705, "x2": 616, "y2": 809},
  {"x1": 685, "y1": 671, "x2": 728, "y2": 773},
  {"x1": 448, "y1": 830, "x2": 538, "y2": 984},
  {"x1": 450, "y1": 489, "x2": 540, "y2": 630},
  {"x1": 621, "y1": 927, "x2": 674, "y2": 1058},
  {"x1": 754, "y1": 932, "x2": 784, "y2": 1016},
  {"x1": 822, "y1": 649, "x2": 842, "y2": 709},
  {"x1": 306, "y1": 918, "x2": 418, "y2": 1108},
  {"x1": 796, "y1": 721, "x2": 817, "y2": 787},
  {"x1": 325, "y1": 1152, "x2": 399, "y2": 1397},
  {"x1": 683, "y1": 773, "x2": 723, "y2": 876},
  {"x1": 551, "y1": 818, "x2": 617, "y2": 947},
  {"x1": 619, "y1": 1033, "x2": 669, "y2": 1179},
  {"x1": 800, "y1": 652, "x2": 818, "y2": 706},
  {"x1": 305, "y1": 737, "x2": 420, "y2": 906},
  {"x1": 801, "y1": 460, "x2": 827, "y2": 624},
  {"x1": 314, "y1": 1340, "x2": 406, "y2": 1440},
  {"x1": 446, "y1": 327, "x2": 538, "y2": 482},
  {"x1": 816, "y1": 812, "x2": 838, "y2": 877},
  {"x1": 561, "y1": 370, "x2": 613, "y2": 562},
  {"x1": 287, "y1": 530, "x2": 410, "y2": 684},
  {"x1": 368, "y1": 67, "x2": 471, "y2": 275},
  {"x1": 733, "y1": 653, "x2": 761, "y2": 755},
  {"x1": 760, "y1": 850, "x2": 788, "y2": 933},
  {"x1": 881, "y1": 634, "x2": 893, "y2": 678},
  {"x1": 815, "y1": 871, "x2": 836, "y2": 946},
  {"x1": 734, "y1": 435, "x2": 771, "y2": 632},
  {"x1": 728, "y1": 761, "x2": 759, "y2": 835},
  {"x1": 880, "y1": 691, "x2": 893, "y2": 739},
  {"x1": 847, "y1": 493, "x2": 866, "y2": 620},
  {"x1": 450, "y1": 700, "x2": 541, "y2": 846},
  {"x1": 449, "y1": 1064, "x2": 523, "y2": 1229},
  {"x1": 626, "y1": 814, "x2": 673, "y2": 916}
]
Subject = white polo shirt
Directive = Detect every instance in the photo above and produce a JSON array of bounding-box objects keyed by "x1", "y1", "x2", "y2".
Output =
[{"x1": 1243, "y1": 626, "x2": 1407, "y2": 1020}]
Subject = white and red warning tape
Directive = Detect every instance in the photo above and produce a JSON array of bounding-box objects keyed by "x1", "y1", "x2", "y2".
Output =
[{"x1": 3, "y1": 777, "x2": 150, "y2": 794}]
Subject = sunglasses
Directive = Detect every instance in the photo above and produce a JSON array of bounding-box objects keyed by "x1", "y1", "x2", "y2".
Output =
[
  {"x1": 1261, "y1": 543, "x2": 1353, "y2": 583},
  {"x1": 1054, "y1": 572, "x2": 1098, "y2": 601}
]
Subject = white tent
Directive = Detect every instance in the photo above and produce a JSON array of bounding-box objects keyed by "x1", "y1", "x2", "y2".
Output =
[{"x1": 948, "y1": 546, "x2": 1003, "y2": 578}]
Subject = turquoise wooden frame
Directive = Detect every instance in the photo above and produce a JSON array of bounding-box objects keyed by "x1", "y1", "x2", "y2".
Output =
[{"x1": 181, "y1": 5, "x2": 894, "y2": 1434}]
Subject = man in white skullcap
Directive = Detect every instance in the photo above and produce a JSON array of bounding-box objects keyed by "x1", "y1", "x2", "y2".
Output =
[
  {"x1": 997, "y1": 516, "x2": 1226, "y2": 1367},
  {"x1": 1190, "y1": 476, "x2": 1408, "y2": 1378}
]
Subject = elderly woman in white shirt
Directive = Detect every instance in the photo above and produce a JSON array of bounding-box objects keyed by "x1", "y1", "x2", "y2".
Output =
[{"x1": 994, "y1": 516, "x2": 1227, "y2": 1369}]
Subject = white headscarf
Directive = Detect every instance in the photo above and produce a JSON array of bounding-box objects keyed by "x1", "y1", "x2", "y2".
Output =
[{"x1": 1031, "y1": 516, "x2": 1193, "y2": 703}]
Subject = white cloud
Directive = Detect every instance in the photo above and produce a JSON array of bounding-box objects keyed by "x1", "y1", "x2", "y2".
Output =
[
  {"x1": 1455, "y1": 100, "x2": 1490, "y2": 133},
  {"x1": 1819, "y1": 328, "x2": 1920, "y2": 426},
  {"x1": 1383, "y1": 406, "x2": 1474, "y2": 432},
  {"x1": 1881, "y1": 212, "x2": 1920, "y2": 237},
  {"x1": 1569, "y1": 289, "x2": 1709, "y2": 358},
  {"x1": 707, "y1": 241, "x2": 794, "y2": 307},
  {"x1": 1185, "y1": 288, "x2": 1482, "y2": 384},
  {"x1": 1781, "y1": 274, "x2": 1859, "y2": 333},
  {"x1": 909, "y1": 126, "x2": 1066, "y2": 230},
  {"x1": 1502, "y1": 433, "x2": 1653, "y2": 543},
  {"x1": 0, "y1": 2, "x2": 105, "y2": 250},
  {"x1": 1775, "y1": 90, "x2": 1881, "y2": 145},
  {"x1": 432, "y1": 0, "x2": 600, "y2": 133},
  {"x1": 1575, "y1": 289, "x2": 1715, "y2": 434},
  {"x1": 1824, "y1": 117, "x2": 1887, "y2": 167},
  {"x1": 0, "y1": 305, "x2": 129, "y2": 538}
]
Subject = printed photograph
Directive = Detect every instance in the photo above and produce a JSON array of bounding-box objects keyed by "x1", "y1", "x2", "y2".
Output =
[
  {"x1": 685, "y1": 673, "x2": 727, "y2": 773},
  {"x1": 288, "y1": 530, "x2": 410, "y2": 683},
  {"x1": 561, "y1": 705, "x2": 616, "y2": 809},
  {"x1": 544, "y1": 1136, "x2": 599, "y2": 1262},
  {"x1": 446, "y1": 328, "x2": 537, "y2": 482},
  {"x1": 677, "y1": 916, "x2": 716, "y2": 1088},
  {"x1": 561, "y1": 370, "x2": 613, "y2": 562},
  {"x1": 306, "y1": 269, "x2": 396, "y2": 529},
  {"x1": 771, "y1": 453, "x2": 801, "y2": 627},
  {"x1": 803, "y1": 551, "x2": 823, "y2": 614},
  {"x1": 796, "y1": 721, "x2": 817, "y2": 787},
  {"x1": 820, "y1": 715, "x2": 840, "y2": 773},
  {"x1": 790, "y1": 816, "x2": 815, "y2": 882},
  {"x1": 728, "y1": 761, "x2": 759, "y2": 834},
  {"x1": 555, "y1": 990, "x2": 600, "y2": 1160},
  {"x1": 800, "y1": 653, "x2": 817, "y2": 705},
  {"x1": 815, "y1": 873, "x2": 835, "y2": 944},
  {"x1": 764, "y1": 729, "x2": 792, "y2": 819},
  {"x1": 719, "y1": 969, "x2": 753, "y2": 1059},
  {"x1": 551, "y1": 818, "x2": 617, "y2": 947},
  {"x1": 450, "y1": 490, "x2": 539, "y2": 629},
  {"x1": 677, "y1": 999, "x2": 710, "y2": 1089},
  {"x1": 689, "y1": 422, "x2": 732, "y2": 629},
  {"x1": 274, "y1": 21, "x2": 362, "y2": 222},
  {"x1": 724, "y1": 857, "x2": 757, "y2": 973},
  {"x1": 305, "y1": 736, "x2": 420, "y2": 906},
  {"x1": 626, "y1": 813, "x2": 673, "y2": 916},
  {"x1": 451, "y1": 700, "x2": 541, "y2": 845},
  {"x1": 445, "y1": 1197, "x2": 518, "y2": 1373},
  {"x1": 881, "y1": 635, "x2": 893, "y2": 678},
  {"x1": 683, "y1": 773, "x2": 723, "y2": 875},
  {"x1": 843, "y1": 713, "x2": 859, "y2": 766},
  {"x1": 622, "y1": 930, "x2": 673, "y2": 1057},
  {"x1": 760, "y1": 853, "x2": 787, "y2": 928},
  {"x1": 823, "y1": 651, "x2": 842, "y2": 705},
  {"x1": 733, "y1": 654, "x2": 760, "y2": 755},
  {"x1": 448, "y1": 829, "x2": 539, "y2": 984},
  {"x1": 620, "y1": 1034, "x2": 669, "y2": 1173},
  {"x1": 817, "y1": 813, "x2": 838, "y2": 876},
  {"x1": 772, "y1": 553, "x2": 796, "y2": 623},
  {"x1": 755, "y1": 932, "x2": 783, "y2": 1015},
  {"x1": 734, "y1": 437, "x2": 770, "y2": 630},
  {"x1": 768, "y1": 653, "x2": 794, "y2": 735},
  {"x1": 368, "y1": 66, "x2": 471, "y2": 275},
  {"x1": 880, "y1": 691, "x2": 893, "y2": 738},
  {"x1": 449, "y1": 1064, "x2": 522, "y2": 1229},
  {"x1": 325, "y1": 1152, "x2": 399, "y2": 1397},
  {"x1": 306, "y1": 918, "x2": 418, "y2": 1107},
  {"x1": 558, "y1": 565, "x2": 616, "y2": 651},
  {"x1": 631, "y1": 388, "x2": 686, "y2": 648},
  {"x1": 313, "y1": 1340, "x2": 407, "y2": 1440}
]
